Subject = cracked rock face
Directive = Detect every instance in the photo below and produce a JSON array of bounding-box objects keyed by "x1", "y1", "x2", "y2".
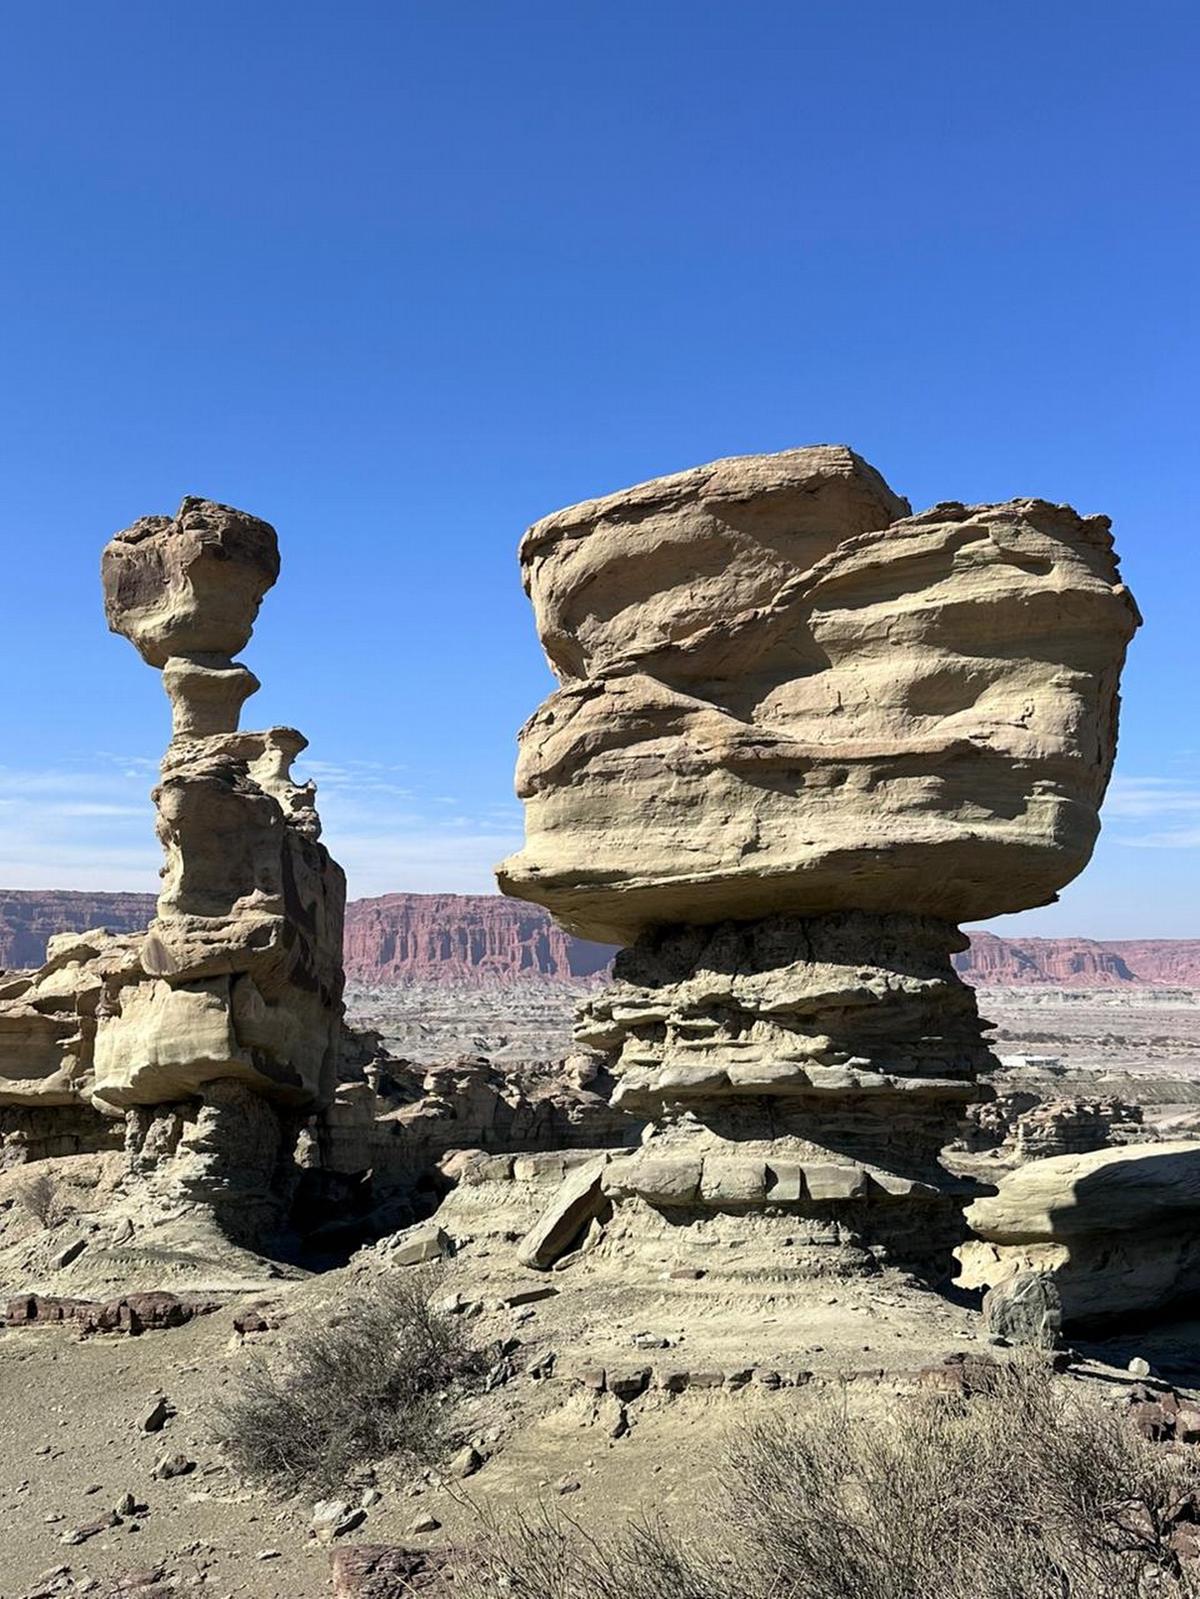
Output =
[
  {"x1": 498, "y1": 445, "x2": 1140, "y2": 946},
  {"x1": 501, "y1": 446, "x2": 1139, "y2": 1279}
]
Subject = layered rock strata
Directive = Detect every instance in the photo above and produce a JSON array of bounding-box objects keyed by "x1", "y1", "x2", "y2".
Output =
[
  {"x1": 959, "y1": 1141, "x2": 1200, "y2": 1326},
  {"x1": 0, "y1": 499, "x2": 345, "y2": 1241},
  {"x1": 500, "y1": 446, "x2": 1139, "y2": 1279}
]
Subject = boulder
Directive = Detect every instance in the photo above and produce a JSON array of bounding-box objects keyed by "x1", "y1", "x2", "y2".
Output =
[
  {"x1": 960, "y1": 1141, "x2": 1200, "y2": 1326},
  {"x1": 499, "y1": 447, "x2": 1139, "y2": 946},
  {"x1": 518, "y1": 1155, "x2": 608, "y2": 1267}
]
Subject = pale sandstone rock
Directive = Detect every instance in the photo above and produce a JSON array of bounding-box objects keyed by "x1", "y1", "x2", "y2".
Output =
[
  {"x1": 90, "y1": 499, "x2": 345, "y2": 1112},
  {"x1": 101, "y1": 496, "x2": 278, "y2": 671},
  {"x1": 0, "y1": 496, "x2": 346, "y2": 1259},
  {"x1": 959, "y1": 1140, "x2": 1200, "y2": 1326},
  {"x1": 501, "y1": 447, "x2": 1138, "y2": 1282},
  {"x1": 498, "y1": 447, "x2": 1139, "y2": 945},
  {"x1": 518, "y1": 1155, "x2": 608, "y2": 1268}
]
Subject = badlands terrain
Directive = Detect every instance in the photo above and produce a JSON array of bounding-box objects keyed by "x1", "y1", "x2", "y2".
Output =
[{"x1": 0, "y1": 460, "x2": 1194, "y2": 1599}]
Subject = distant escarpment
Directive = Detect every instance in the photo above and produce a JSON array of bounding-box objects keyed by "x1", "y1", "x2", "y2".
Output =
[
  {"x1": 2, "y1": 888, "x2": 1196, "y2": 988},
  {"x1": 0, "y1": 891, "x2": 156, "y2": 971},
  {"x1": 343, "y1": 893, "x2": 615, "y2": 983},
  {"x1": 955, "y1": 932, "x2": 1200, "y2": 988}
]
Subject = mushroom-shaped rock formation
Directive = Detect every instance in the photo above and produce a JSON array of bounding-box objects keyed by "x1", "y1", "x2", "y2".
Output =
[
  {"x1": 0, "y1": 498, "x2": 345, "y2": 1123},
  {"x1": 499, "y1": 446, "x2": 1140, "y2": 1281}
]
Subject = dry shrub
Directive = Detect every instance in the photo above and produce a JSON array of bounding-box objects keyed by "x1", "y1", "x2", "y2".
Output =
[
  {"x1": 212, "y1": 1270, "x2": 481, "y2": 1494},
  {"x1": 15, "y1": 1171, "x2": 63, "y2": 1228},
  {"x1": 453, "y1": 1360, "x2": 1200, "y2": 1599}
]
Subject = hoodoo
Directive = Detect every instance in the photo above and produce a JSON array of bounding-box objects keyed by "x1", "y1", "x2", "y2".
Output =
[
  {"x1": 500, "y1": 446, "x2": 1140, "y2": 1279},
  {"x1": 0, "y1": 499, "x2": 345, "y2": 1238}
]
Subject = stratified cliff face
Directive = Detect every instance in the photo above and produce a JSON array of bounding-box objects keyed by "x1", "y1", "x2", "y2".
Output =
[
  {"x1": 0, "y1": 892, "x2": 156, "y2": 970},
  {"x1": 343, "y1": 894, "x2": 615, "y2": 983},
  {"x1": 1105, "y1": 941, "x2": 1200, "y2": 988},
  {"x1": 955, "y1": 932, "x2": 1138, "y2": 986},
  {"x1": 4, "y1": 889, "x2": 1197, "y2": 988},
  {"x1": 955, "y1": 933, "x2": 1200, "y2": 987}
]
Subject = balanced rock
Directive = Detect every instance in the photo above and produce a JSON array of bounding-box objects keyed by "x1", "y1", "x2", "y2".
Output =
[
  {"x1": 498, "y1": 447, "x2": 1139, "y2": 945},
  {"x1": 0, "y1": 498, "x2": 346, "y2": 1230},
  {"x1": 91, "y1": 499, "x2": 344, "y2": 1110},
  {"x1": 960, "y1": 1140, "x2": 1200, "y2": 1327},
  {"x1": 102, "y1": 496, "x2": 279, "y2": 669},
  {"x1": 502, "y1": 447, "x2": 1138, "y2": 1280}
]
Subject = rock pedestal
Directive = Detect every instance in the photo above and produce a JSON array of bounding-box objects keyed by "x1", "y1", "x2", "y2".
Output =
[
  {"x1": 0, "y1": 497, "x2": 345, "y2": 1247},
  {"x1": 576, "y1": 912, "x2": 988, "y2": 1277},
  {"x1": 91, "y1": 497, "x2": 345, "y2": 1112},
  {"x1": 499, "y1": 446, "x2": 1140, "y2": 1280}
]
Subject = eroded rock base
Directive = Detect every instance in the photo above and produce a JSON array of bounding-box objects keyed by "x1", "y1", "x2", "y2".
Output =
[{"x1": 566, "y1": 911, "x2": 995, "y2": 1279}]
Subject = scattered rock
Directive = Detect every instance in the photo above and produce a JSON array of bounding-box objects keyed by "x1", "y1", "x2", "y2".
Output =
[
  {"x1": 384, "y1": 1222, "x2": 451, "y2": 1267},
  {"x1": 311, "y1": 1498, "x2": 367, "y2": 1542},
  {"x1": 61, "y1": 1509, "x2": 121, "y2": 1545},
  {"x1": 449, "y1": 1445, "x2": 483, "y2": 1479},
  {"x1": 330, "y1": 1544, "x2": 450, "y2": 1597},
  {"x1": 981, "y1": 1272, "x2": 1062, "y2": 1348},
  {"x1": 138, "y1": 1397, "x2": 170, "y2": 1434}
]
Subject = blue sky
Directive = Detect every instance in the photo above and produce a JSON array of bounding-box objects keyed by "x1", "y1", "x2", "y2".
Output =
[{"x1": 0, "y1": 2, "x2": 1196, "y2": 937}]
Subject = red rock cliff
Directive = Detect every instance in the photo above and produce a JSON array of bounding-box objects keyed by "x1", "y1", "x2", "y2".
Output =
[
  {"x1": 0, "y1": 890, "x2": 156, "y2": 970},
  {"x1": 343, "y1": 893, "x2": 616, "y2": 983},
  {"x1": 3, "y1": 889, "x2": 1197, "y2": 988},
  {"x1": 954, "y1": 932, "x2": 1200, "y2": 987}
]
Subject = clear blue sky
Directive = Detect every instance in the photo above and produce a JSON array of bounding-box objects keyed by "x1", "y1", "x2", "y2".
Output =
[{"x1": 1, "y1": 2, "x2": 1196, "y2": 937}]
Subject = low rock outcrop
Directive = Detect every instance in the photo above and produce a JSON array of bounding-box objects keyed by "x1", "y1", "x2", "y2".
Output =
[
  {"x1": 501, "y1": 446, "x2": 1139, "y2": 1281},
  {"x1": 959, "y1": 1140, "x2": 1200, "y2": 1326}
]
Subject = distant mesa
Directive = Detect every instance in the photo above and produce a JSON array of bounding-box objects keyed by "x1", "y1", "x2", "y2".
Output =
[{"x1": 1, "y1": 889, "x2": 1195, "y2": 987}]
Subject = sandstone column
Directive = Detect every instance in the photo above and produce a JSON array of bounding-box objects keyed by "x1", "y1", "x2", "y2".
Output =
[{"x1": 91, "y1": 496, "x2": 346, "y2": 1113}]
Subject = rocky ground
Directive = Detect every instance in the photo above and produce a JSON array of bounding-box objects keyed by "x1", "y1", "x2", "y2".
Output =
[
  {"x1": 343, "y1": 980, "x2": 594, "y2": 1065},
  {"x1": 3, "y1": 984, "x2": 1200, "y2": 1598}
]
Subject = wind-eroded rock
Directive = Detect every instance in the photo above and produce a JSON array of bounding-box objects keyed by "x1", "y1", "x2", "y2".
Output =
[
  {"x1": 101, "y1": 495, "x2": 279, "y2": 669},
  {"x1": 959, "y1": 1141, "x2": 1200, "y2": 1327},
  {"x1": 499, "y1": 445, "x2": 1139, "y2": 946},
  {"x1": 0, "y1": 498, "x2": 345, "y2": 1127},
  {"x1": 502, "y1": 445, "x2": 1138, "y2": 1281}
]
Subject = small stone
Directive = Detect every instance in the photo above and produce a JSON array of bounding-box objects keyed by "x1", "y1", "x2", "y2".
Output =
[
  {"x1": 1128, "y1": 1356, "x2": 1152, "y2": 1378},
  {"x1": 257, "y1": 1548, "x2": 282, "y2": 1559},
  {"x1": 151, "y1": 1452, "x2": 195, "y2": 1480},
  {"x1": 138, "y1": 1398, "x2": 170, "y2": 1433},
  {"x1": 450, "y1": 1445, "x2": 483, "y2": 1479},
  {"x1": 556, "y1": 1476, "x2": 582, "y2": 1495},
  {"x1": 409, "y1": 1513, "x2": 441, "y2": 1534},
  {"x1": 61, "y1": 1510, "x2": 120, "y2": 1545}
]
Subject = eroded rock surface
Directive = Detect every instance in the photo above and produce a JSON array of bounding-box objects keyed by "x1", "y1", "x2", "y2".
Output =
[
  {"x1": 501, "y1": 446, "x2": 1138, "y2": 1281},
  {"x1": 499, "y1": 446, "x2": 1139, "y2": 945},
  {"x1": 960, "y1": 1141, "x2": 1200, "y2": 1326},
  {"x1": 0, "y1": 498, "x2": 346, "y2": 1259}
]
